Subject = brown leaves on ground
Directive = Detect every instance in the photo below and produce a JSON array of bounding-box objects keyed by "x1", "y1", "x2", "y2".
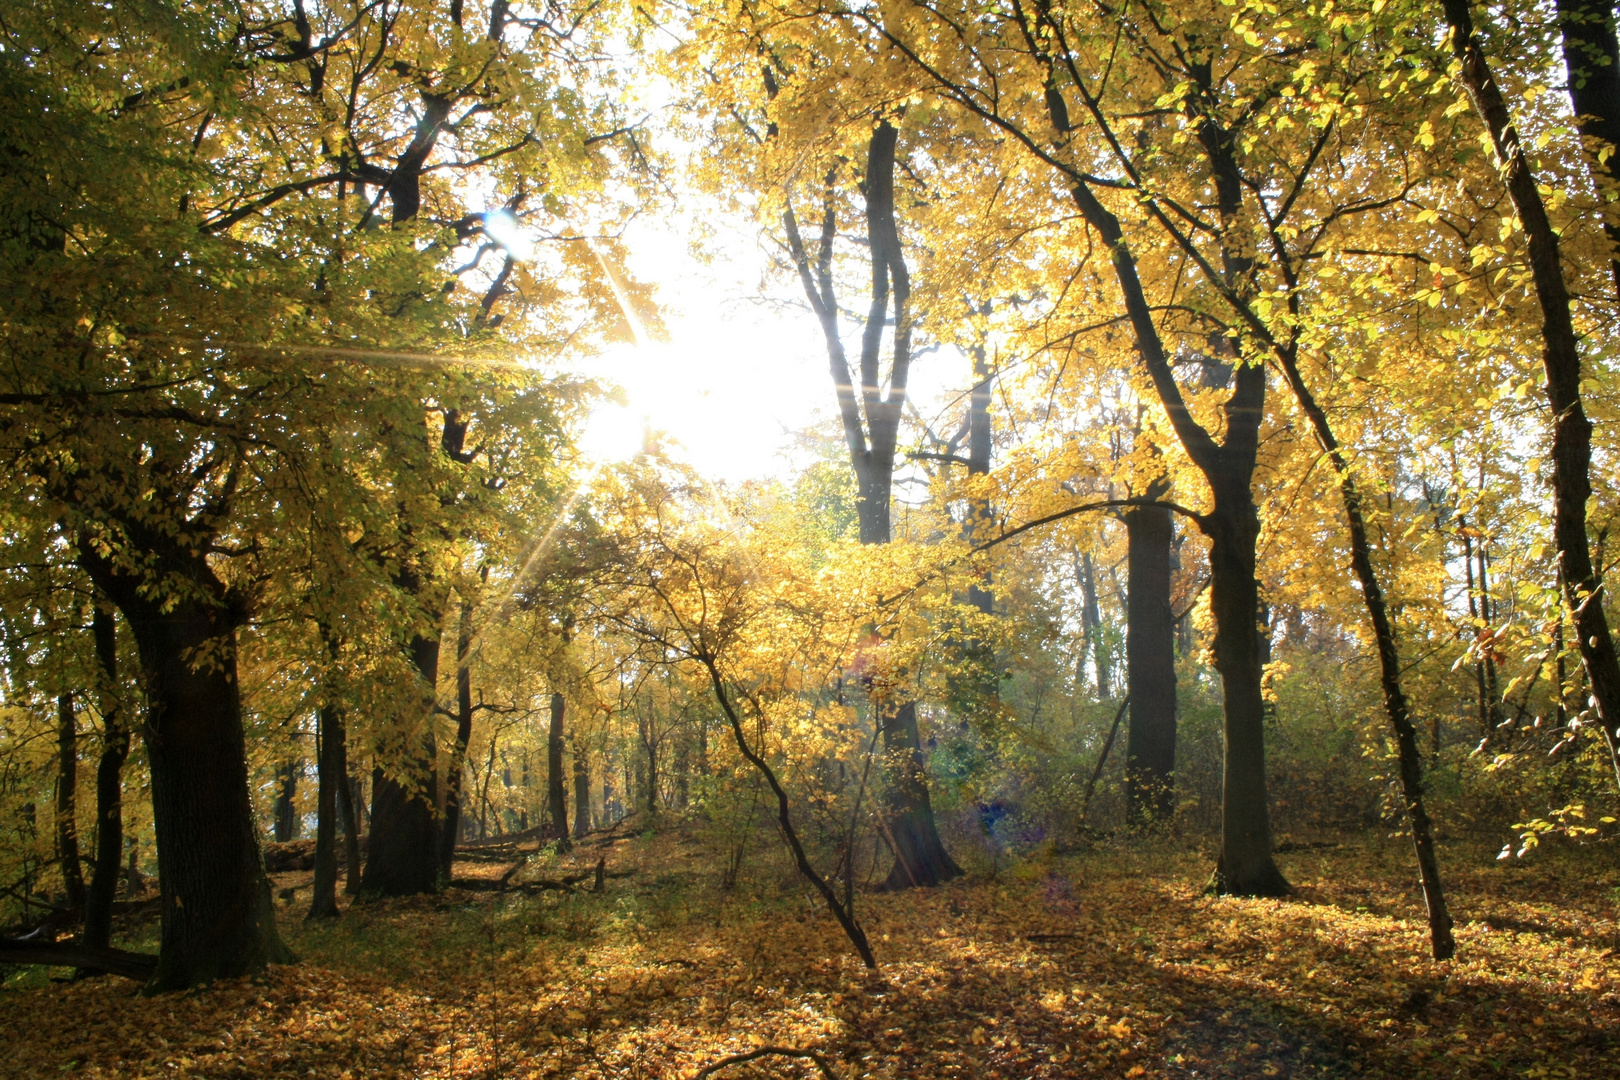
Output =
[{"x1": 2, "y1": 832, "x2": 1616, "y2": 1079}]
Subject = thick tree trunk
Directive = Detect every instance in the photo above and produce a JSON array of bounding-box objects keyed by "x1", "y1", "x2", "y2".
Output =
[
  {"x1": 1204, "y1": 484, "x2": 1289, "y2": 896},
  {"x1": 307, "y1": 704, "x2": 343, "y2": 920},
  {"x1": 1558, "y1": 0, "x2": 1620, "y2": 298},
  {"x1": 572, "y1": 737, "x2": 591, "y2": 838},
  {"x1": 83, "y1": 605, "x2": 128, "y2": 953},
  {"x1": 82, "y1": 549, "x2": 289, "y2": 991},
  {"x1": 547, "y1": 692, "x2": 570, "y2": 848},
  {"x1": 1124, "y1": 499, "x2": 1178, "y2": 826},
  {"x1": 1444, "y1": 0, "x2": 1620, "y2": 795},
  {"x1": 363, "y1": 633, "x2": 441, "y2": 896},
  {"x1": 1065, "y1": 179, "x2": 1287, "y2": 896},
  {"x1": 56, "y1": 692, "x2": 86, "y2": 912},
  {"x1": 880, "y1": 703, "x2": 963, "y2": 889}
]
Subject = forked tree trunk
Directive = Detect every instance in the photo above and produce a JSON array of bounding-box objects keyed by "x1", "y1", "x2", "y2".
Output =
[
  {"x1": 782, "y1": 121, "x2": 960, "y2": 889},
  {"x1": 1065, "y1": 177, "x2": 1288, "y2": 896},
  {"x1": 83, "y1": 605, "x2": 129, "y2": 953},
  {"x1": 81, "y1": 548, "x2": 290, "y2": 991},
  {"x1": 548, "y1": 692, "x2": 570, "y2": 848},
  {"x1": 1124, "y1": 495, "x2": 1178, "y2": 826},
  {"x1": 56, "y1": 691, "x2": 86, "y2": 912}
]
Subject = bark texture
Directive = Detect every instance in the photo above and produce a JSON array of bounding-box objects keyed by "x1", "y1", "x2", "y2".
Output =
[
  {"x1": 80, "y1": 544, "x2": 290, "y2": 991},
  {"x1": 307, "y1": 703, "x2": 343, "y2": 920},
  {"x1": 1124, "y1": 496, "x2": 1177, "y2": 825},
  {"x1": 547, "y1": 692, "x2": 570, "y2": 847},
  {"x1": 363, "y1": 633, "x2": 441, "y2": 896}
]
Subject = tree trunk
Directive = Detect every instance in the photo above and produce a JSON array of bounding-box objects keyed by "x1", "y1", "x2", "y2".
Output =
[
  {"x1": 1444, "y1": 0, "x2": 1620, "y2": 795},
  {"x1": 1270, "y1": 342, "x2": 1456, "y2": 957},
  {"x1": 439, "y1": 599, "x2": 477, "y2": 877},
  {"x1": 572, "y1": 737, "x2": 591, "y2": 838},
  {"x1": 337, "y1": 724, "x2": 362, "y2": 895},
  {"x1": 307, "y1": 704, "x2": 343, "y2": 920},
  {"x1": 1558, "y1": 0, "x2": 1620, "y2": 299},
  {"x1": 273, "y1": 759, "x2": 299, "y2": 843},
  {"x1": 1124, "y1": 498, "x2": 1177, "y2": 826},
  {"x1": 548, "y1": 692, "x2": 570, "y2": 849},
  {"x1": 1064, "y1": 179, "x2": 1287, "y2": 896},
  {"x1": 1204, "y1": 477, "x2": 1289, "y2": 896},
  {"x1": 880, "y1": 703, "x2": 964, "y2": 888},
  {"x1": 81, "y1": 548, "x2": 289, "y2": 991},
  {"x1": 363, "y1": 633, "x2": 441, "y2": 896},
  {"x1": 782, "y1": 123, "x2": 960, "y2": 888},
  {"x1": 1078, "y1": 551, "x2": 1110, "y2": 696},
  {"x1": 83, "y1": 605, "x2": 129, "y2": 953},
  {"x1": 56, "y1": 691, "x2": 86, "y2": 912}
]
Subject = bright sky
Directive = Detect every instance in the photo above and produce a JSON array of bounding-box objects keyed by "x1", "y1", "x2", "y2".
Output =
[
  {"x1": 569, "y1": 211, "x2": 968, "y2": 486},
  {"x1": 574, "y1": 215, "x2": 826, "y2": 482}
]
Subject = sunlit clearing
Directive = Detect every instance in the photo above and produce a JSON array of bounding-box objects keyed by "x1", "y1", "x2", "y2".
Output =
[
  {"x1": 483, "y1": 209, "x2": 534, "y2": 261},
  {"x1": 579, "y1": 403, "x2": 645, "y2": 463}
]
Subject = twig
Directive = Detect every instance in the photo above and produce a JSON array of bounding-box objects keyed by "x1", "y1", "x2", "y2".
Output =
[{"x1": 1081, "y1": 697, "x2": 1130, "y2": 821}]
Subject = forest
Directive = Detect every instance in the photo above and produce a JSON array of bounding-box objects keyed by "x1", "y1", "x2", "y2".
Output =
[{"x1": 1, "y1": 0, "x2": 1618, "y2": 1076}]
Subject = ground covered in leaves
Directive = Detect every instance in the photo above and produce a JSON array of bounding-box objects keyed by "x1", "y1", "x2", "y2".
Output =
[{"x1": 3, "y1": 827, "x2": 1617, "y2": 1079}]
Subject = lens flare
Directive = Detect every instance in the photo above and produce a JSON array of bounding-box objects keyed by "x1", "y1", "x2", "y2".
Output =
[
  {"x1": 579, "y1": 403, "x2": 645, "y2": 463},
  {"x1": 483, "y1": 210, "x2": 535, "y2": 261}
]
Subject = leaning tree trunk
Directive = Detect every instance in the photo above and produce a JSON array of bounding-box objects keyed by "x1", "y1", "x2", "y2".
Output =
[
  {"x1": 83, "y1": 604, "x2": 129, "y2": 953},
  {"x1": 81, "y1": 548, "x2": 289, "y2": 991},
  {"x1": 1444, "y1": 0, "x2": 1620, "y2": 794},
  {"x1": 1124, "y1": 493, "x2": 1178, "y2": 826},
  {"x1": 363, "y1": 633, "x2": 441, "y2": 896},
  {"x1": 547, "y1": 692, "x2": 570, "y2": 849},
  {"x1": 55, "y1": 691, "x2": 86, "y2": 912}
]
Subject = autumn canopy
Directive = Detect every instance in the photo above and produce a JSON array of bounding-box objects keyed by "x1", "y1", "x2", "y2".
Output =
[{"x1": 0, "y1": 0, "x2": 1617, "y2": 1076}]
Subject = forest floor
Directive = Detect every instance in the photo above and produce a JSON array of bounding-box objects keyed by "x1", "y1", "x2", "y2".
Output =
[{"x1": 1, "y1": 824, "x2": 1617, "y2": 1079}]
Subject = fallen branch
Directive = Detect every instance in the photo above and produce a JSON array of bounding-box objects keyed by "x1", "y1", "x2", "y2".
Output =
[
  {"x1": 0, "y1": 938, "x2": 157, "y2": 982},
  {"x1": 695, "y1": 1045, "x2": 843, "y2": 1080},
  {"x1": 449, "y1": 866, "x2": 632, "y2": 894}
]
